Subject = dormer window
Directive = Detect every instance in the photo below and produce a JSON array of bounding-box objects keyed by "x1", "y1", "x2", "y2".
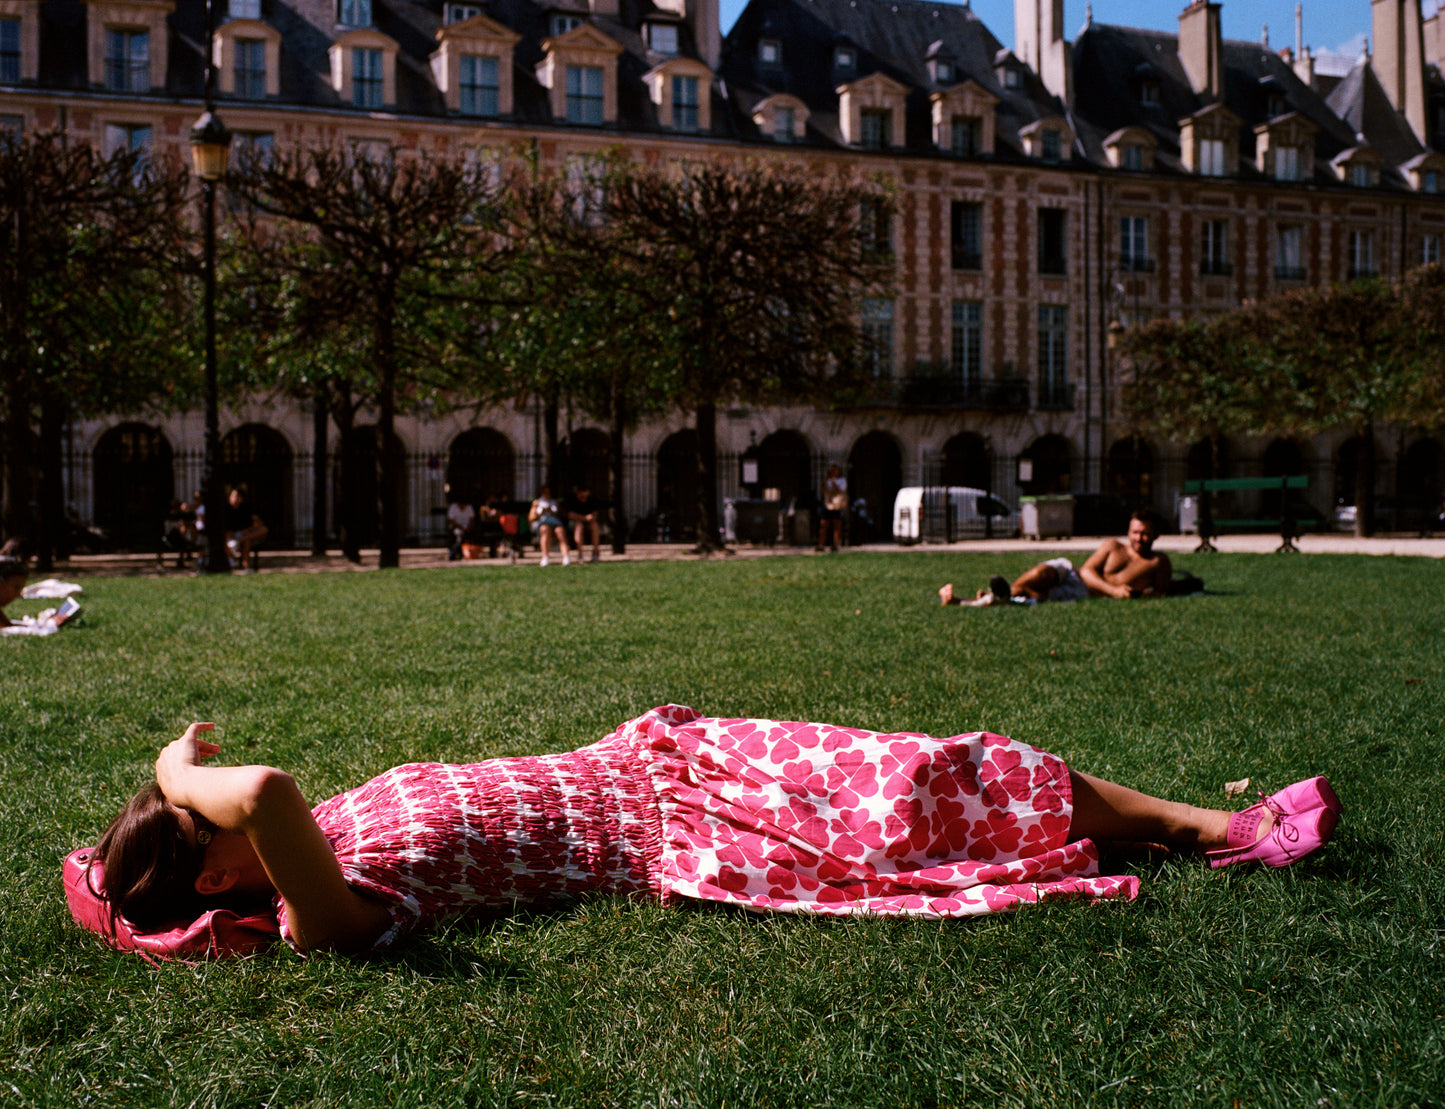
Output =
[
  {"x1": 753, "y1": 93, "x2": 807, "y2": 144},
  {"x1": 1276, "y1": 145, "x2": 1300, "y2": 180},
  {"x1": 537, "y1": 23, "x2": 623, "y2": 125},
  {"x1": 951, "y1": 115, "x2": 981, "y2": 156},
  {"x1": 1350, "y1": 163, "x2": 1372, "y2": 187},
  {"x1": 431, "y1": 11, "x2": 519, "y2": 116},
  {"x1": 1139, "y1": 78, "x2": 1159, "y2": 105},
  {"x1": 775, "y1": 105, "x2": 794, "y2": 141},
  {"x1": 646, "y1": 22, "x2": 678, "y2": 56},
  {"x1": 338, "y1": 0, "x2": 370, "y2": 29},
  {"x1": 1020, "y1": 117, "x2": 1074, "y2": 163},
  {"x1": 550, "y1": 14, "x2": 582, "y2": 37},
  {"x1": 215, "y1": 17, "x2": 282, "y2": 98},
  {"x1": 459, "y1": 54, "x2": 499, "y2": 115},
  {"x1": 1040, "y1": 128, "x2": 1061, "y2": 162},
  {"x1": 1199, "y1": 137, "x2": 1226, "y2": 176},
  {"x1": 1331, "y1": 146, "x2": 1381, "y2": 188},
  {"x1": 329, "y1": 27, "x2": 398, "y2": 108},
  {"x1": 1267, "y1": 92, "x2": 1286, "y2": 117},
  {"x1": 860, "y1": 108, "x2": 889, "y2": 150},
  {"x1": 1001, "y1": 65, "x2": 1020, "y2": 89},
  {"x1": 936, "y1": 60, "x2": 952, "y2": 83},
  {"x1": 759, "y1": 39, "x2": 780, "y2": 65},
  {"x1": 447, "y1": 4, "x2": 482, "y2": 23},
  {"x1": 566, "y1": 64, "x2": 603, "y2": 123},
  {"x1": 230, "y1": 0, "x2": 261, "y2": 18},
  {"x1": 1103, "y1": 126, "x2": 1156, "y2": 172},
  {"x1": 1426, "y1": 170, "x2": 1439, "y2": 194},
  {"x1": 1122, "y1": 143, "x2": 1143, "y2": 170},
  {"x1": 834, "y1": 46, "x2": 854, "y2": 70}
]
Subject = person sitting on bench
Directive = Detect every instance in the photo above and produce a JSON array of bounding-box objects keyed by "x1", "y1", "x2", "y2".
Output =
[{"x1": 940, "y1": 509, "x2": 1172, "y2": 606}]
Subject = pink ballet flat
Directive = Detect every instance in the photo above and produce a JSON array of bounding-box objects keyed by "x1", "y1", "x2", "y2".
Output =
[
  {"x1": 1205, "y1": 801, "x2": 1336, "y2": 870},
  {"x1": 1264, "y1": 776, "x2": 1341, "y2": 818}
]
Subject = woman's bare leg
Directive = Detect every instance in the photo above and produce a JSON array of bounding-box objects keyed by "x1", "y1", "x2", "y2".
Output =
[{"x1": 1068, "y1": 771, "x2": 1270, "y2": 852}]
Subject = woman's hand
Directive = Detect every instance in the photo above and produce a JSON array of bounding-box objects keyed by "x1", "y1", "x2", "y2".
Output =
[{"x1": 156, "y1": 722, "x2": 219, "y2": 801}]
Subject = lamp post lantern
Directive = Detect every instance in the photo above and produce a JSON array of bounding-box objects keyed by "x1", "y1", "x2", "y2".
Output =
[{"x1": 190, "y1": 0, "x2": 232, "y2": 574}]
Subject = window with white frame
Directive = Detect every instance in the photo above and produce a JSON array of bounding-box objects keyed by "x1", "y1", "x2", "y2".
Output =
[
  {"x1": 671, "y1": 74, "x2": 699, "y2": 131},
  {"x1": 936, "y1": 61, "x2": 953, "y2": 83},
  {"x1": 103, "y1": 122, "x2": 151, "y2": 156},
  {"x1": 105, "y1": 29, "x2": 149, "y2": 93},
  {"x1": 860, "y1": 108, "x2": 890, "y2": 150},
  {"x1": 758, "y1": 39, "x2": 780, "y2": 65},
  {"x1": 1201, "y1": 218, "x2": 1230, "y2": 276},
  {"x1": 446, "y1": 3, "x2": 482, "y2": 23},
  {"x1": 1277, "y1": 224, "x2": 1304, "y2": 280},
  {"x1": 1276, "y1": 145, "x2": 1301, "y2": 182},
  {"x1": 647, "y1": 23, "x2": 678, "y2": 55},
  {"x1": 951, "y1": 300, "x2": 982, "y2": 396},
  {"x1": 861, "y1": 299, "x2": 894, "y2": 379},
  {"x1": 1120, "y1": 215, "x2": 1149, "y2": 271},
  {"x1": 1121, "y1": 143, "x2": 1144, "y2": 171},
  {"x1": 1037, "y1": 305, "x2": 1069, "y2": 408},
  {"x1": 230, "y1": 0, "x2": 262, "y2": 17},
  {"x1": 774, "y1": 105, "x2": 795, "y2": 142},
  {"x1": 565, "y1": 64, "x2": 603, "y2": 124},
  {"x1": 1348, "y1": 229, "x2": 1376, "y2": 277},
  {"x1": 1199, "y1": 138, "x2": 1226, "y2": 176},
  {"x1": 1350, "y1": 163, "x2": 1372, "y2": 187},
  {"x1": 338, "y1": 0, "x2": 370, "y2": 28},
  {"x1": 550, "y1": 14, "x2": 582, "y2": 36},
  {"x1": 353, "y1": 46, "x2": 382, "y2": 107},
  {"x1": 1423, "y1": 233, "x2": 1441, "y2": 265},
  {"x1": 860, "y1": 198, "x2": 891, "y2": 257},
  {"x1": 1002, "y1": 65, "x2": 1020, "y2": 89},
  {"x1": 951, "y1": 115, "x2": 981, "y2": 157},
  {"x1": 0, "y1": 17, "x2": 20, "y2": 82},
  {"x1": 233, "y1": 130, "x2": 273, "y2": 158},
  {"x1": 1040, "y1": 128, "x2": 1061, "y2": 162},
  {"x1": 459, "y1": 54, "x2": 499, "y2": 116},
  {"x1": 235, "y1": 38, "x2": 266, "y2": 98},
  {"x1": 950, "y1": 200, "x2": 981, "y2": 270}
]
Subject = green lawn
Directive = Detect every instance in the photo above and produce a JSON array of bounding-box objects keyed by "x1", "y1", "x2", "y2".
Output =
[{"x1": 2, "y1": 552, "x2": 1442, "y2": 1107}]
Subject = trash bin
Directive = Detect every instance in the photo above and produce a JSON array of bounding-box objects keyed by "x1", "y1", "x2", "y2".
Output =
[
  {"x1": 1021, "y1": 495, "x2": 1074, "y2": 540},
  {"x1": 731, "y1": 499, "x2": 783, "y2": 545},
  {"x1": 1178, "y1": 495, "x2": 1198, "y2": 535}
]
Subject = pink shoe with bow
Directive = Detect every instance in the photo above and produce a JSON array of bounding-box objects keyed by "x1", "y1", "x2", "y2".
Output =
[
  {"x1": 1205, "y1": 796, "x2": 1337, "y2": 870},
  {"x1": 1263, "y1": 775, "x2": 1341, "y2": 819}
]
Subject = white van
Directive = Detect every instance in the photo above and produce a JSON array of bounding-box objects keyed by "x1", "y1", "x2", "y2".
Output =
[{"x1": 892, "y1": 487, "x2": 1019, "y2": 543}]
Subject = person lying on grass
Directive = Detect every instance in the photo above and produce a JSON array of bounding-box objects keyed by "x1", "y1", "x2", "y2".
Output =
[
  {"x1": 78, "y1": 708, "x2": 1339, "y2": 958},
  {"x1": 940, "y1": 509, "x2": 1172, "y2": 607}
]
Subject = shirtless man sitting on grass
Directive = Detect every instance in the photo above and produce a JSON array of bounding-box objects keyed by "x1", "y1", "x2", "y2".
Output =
[{"x1": 940, "y1": 509, "x2": 1171, "y2": 606}]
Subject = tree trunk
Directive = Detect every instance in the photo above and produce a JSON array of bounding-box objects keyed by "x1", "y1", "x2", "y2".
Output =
[
  {"x1": 1354, "y1": 422, "x2": 1375, "y2": 538},
  {"x1": 35, "y1": 385, "x2": 64, "y2": 573},
  {"x1": 609, "y1": 388, "x2": 626, "y2": 554},
  {"x1": 377, "y1": 365, "x2": 400, "y2": 568},
  {"x1": 333, "y1": 382, "x2": 361, "y2": 564},
  {"x1": 2, "y1": 367, "x2": 32, "y2": 545},
  {"x1": 311, "y1": 382, "x2": 328, "y2": 557},
  {"x1": 543, "y1": 398, "x2": 560, "y2": 493},
  {"x1": 694, "y1": 400, "x2": 720, "y2": 552}
]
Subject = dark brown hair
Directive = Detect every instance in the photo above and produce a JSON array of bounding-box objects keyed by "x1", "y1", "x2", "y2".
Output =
[{"x1": 91, "y1": 784, "x2": 207, "y2": 932}]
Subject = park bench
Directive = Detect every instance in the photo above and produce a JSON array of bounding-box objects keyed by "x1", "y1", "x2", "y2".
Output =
[{"x1": 1183, "y1": 475, "x2": 1322, "y2": 553}]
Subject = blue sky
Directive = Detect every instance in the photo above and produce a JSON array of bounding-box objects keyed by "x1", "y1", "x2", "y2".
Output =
[{"x1": 718, "y1": 0, "x2": 1442, "y2": 72}]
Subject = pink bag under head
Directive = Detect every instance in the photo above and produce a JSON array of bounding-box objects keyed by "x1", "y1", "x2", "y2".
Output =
[{"x1": 64, "y1": 846, "x2": 279, "y2": 961}]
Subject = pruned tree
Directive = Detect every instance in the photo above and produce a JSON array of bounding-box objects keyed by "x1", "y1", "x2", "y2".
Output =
[
  {"x1": 603, "y1": 159, "x2": 894, "y2": 549},
  {"x1": 225, "y1": 144, "x2": 508, "y2": 567},
  {"x1": 0, "y1": 130, "x2": 192, "y2": 568},
  {"x1": 489, "y1": 151, "x2": 676, "y2": 551}
]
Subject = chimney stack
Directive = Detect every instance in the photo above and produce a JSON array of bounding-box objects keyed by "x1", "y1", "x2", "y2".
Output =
[
  {"x1": 1178, "y1": 1, "x2": 1224, "y2": 100},
  {"x1": 1371, "y1": 0, "x2": 1427, "y2": 144}
]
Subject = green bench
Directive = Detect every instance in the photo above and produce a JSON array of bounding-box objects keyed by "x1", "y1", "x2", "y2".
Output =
[{"x1": 1183, "y1": 475, "x2": 1321, "y2": 553}]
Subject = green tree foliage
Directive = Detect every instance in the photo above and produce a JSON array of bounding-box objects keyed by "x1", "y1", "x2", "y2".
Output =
[
  {"x1": 1122, "y1": 272, "x2": 1441, "y2": 536},
  {"x1": 486, "y1": 151, "x2": 677, "y2": 549},
  {"x1": 0, "y1": 131, "x2": 192, "y2": 566},
  {"x1": 224, "y1": 144, "x2": 508, "y2": 566},
  {"x1": 602, "y1": 160, "x2": 894, "y2": 549}
]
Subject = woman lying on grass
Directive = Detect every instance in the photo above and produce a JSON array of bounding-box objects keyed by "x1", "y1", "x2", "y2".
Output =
[{"x1": 76, "y1": 707, "x2": 1341, "y2": 958}]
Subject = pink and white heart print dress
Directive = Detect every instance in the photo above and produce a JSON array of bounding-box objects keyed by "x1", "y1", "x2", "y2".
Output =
[{"x1": 277, "y1": 705, "x2": 1138, "y2": 952}]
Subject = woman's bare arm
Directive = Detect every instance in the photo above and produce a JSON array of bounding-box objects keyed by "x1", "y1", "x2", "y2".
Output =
[{"x1": 156, "y1": 723, "x2": 391, "y2": 954}]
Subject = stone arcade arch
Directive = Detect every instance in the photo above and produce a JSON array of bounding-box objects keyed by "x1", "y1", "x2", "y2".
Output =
[
  {"x1": 562, "y1": 427, "x2": 610, "y2": 498},
  {"x1": 847, "y1": 431, "x2": 902, "y2": 543},
  {"x1": 446, "y1": 428, "x2": 516, "y2": 503},
  {"x1": 939, "y1": 431, "x2": 991, "y2": 490},
  {"x1": 1107, "y1": 435, "x2": 1155, "y2": 506},
  {"x1": 1019, "y1": 434, "x2": 1072, "y2": 495},
  {"x1": 220, "y1": 424, "x2": 294, "y2": 548},
  {"x1": 756, "y1": 429, "x2": 812, "y2": 506},
  {"x1": 92, "y1": 423, "x2": 174, "y2": 549},
  {"x1": 338, "y1": 426, "x2": 408, "y2": 548},
  {"x1": 656, "y1": 429, "x2": 700, "y2": 541}
]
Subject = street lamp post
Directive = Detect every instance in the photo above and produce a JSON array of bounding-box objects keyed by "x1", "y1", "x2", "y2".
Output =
[{"x1": 190, "y1": 0, "x2": 231, "y2": 574}]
